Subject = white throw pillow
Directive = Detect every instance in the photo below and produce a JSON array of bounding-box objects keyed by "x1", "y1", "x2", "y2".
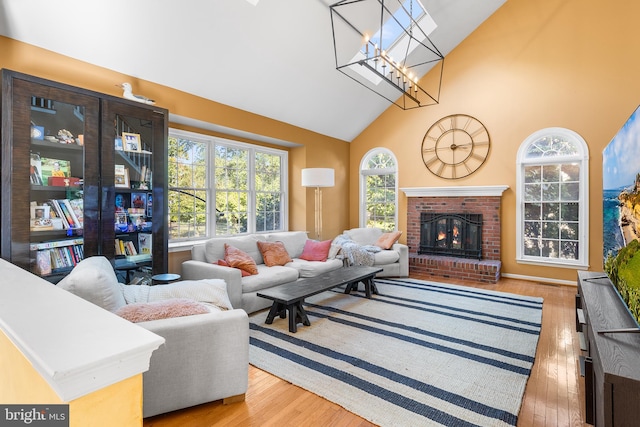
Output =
[
  {"x1": 57, "y1": 256, "x2": 126, "y2": 312},
  {"x1": 345, "y1": 227, "x2": 383, "y2": 246},
  {"x1": 120, "y1": 278, "x2": 233, "y2": 311}
]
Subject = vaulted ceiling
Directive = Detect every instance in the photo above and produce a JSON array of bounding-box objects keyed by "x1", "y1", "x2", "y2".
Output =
[{"x1": 0, "y1": 0, "x2": 506, "y2": 142}]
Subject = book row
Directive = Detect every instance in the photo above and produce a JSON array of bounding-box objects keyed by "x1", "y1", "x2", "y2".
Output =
[
  {"x1": 35, "y1": 244, "x2": 84, "y2": 275},
  {"x1": 115, "y1": 233, "x2": 152, "y2": 257}
]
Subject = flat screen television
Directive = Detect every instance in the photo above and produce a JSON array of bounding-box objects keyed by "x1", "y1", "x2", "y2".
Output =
[{"x1": 602, "y1": 105, "x2": 640, "y2": 327}]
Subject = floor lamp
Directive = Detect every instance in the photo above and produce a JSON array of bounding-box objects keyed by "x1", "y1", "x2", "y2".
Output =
[{"x1": 301, "y1": 168, "x2": 335, "y2": 240}]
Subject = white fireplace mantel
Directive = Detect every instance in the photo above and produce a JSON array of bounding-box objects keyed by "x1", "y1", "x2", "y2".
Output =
[{"x1": 401, "y1": 185, "x2": 509, "y2": 198}]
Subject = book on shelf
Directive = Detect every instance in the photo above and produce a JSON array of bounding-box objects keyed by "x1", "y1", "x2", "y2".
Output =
[
  {"x1": 67, "y1": 199, "x2": 84, "y2": 228},
  {"x1": 36, "y1": 250, "x2": 51, "y2": 275},
  {"x1": 138, "y1": 232, "x2": 152, "y2": 254},
  {"x1": 57, "y1": 200, "x2": 77, "y2": 228},
  {"x1": 45, "y1": 198, "x2": 84, "y2": 229},
  {"x1": 30, "y1": 153, "x2": 43, "y2": 185}
]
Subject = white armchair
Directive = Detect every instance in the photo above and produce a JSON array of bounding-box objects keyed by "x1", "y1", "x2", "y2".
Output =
[{"x1": 57, "y1": 256, "x2": 249, "y2": 417}]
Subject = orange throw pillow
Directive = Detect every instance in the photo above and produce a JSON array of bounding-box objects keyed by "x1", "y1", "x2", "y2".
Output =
[
  {"x1": 257, "y1": 241, "x2": 293, "y2": 267},
  {"x1": 217, "y1": 259, "x2": 251, "y2": 277},
  {"x1": 375, "y1": 231, "x2": 402, "y2": 250},
  {"x1": 299, "y1": 239, "x2": 332, "y2": 262},
  {"x1": 224, "y1": 244, "x2": 258, "y2": 275}
]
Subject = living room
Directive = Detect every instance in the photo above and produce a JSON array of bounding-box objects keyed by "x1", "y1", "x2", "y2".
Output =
[{"x1": 1, "y1": 0, "x2": 639, "y2": 425}]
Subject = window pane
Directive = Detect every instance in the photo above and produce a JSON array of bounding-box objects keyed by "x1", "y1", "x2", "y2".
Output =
[
  {"x1": 561, "y1": 202, "x2": 579, "y2": 221},
  {"x1": 542, "y1": 165, "x2": 560, "y2": 182},
  {"x1": 524, "y1": 237, "x2": 540, "y2": 256},
  {"x1": 542, "y1": 203, "x2": 559, "y2": 220},
  {"x1": 561, "y1": 241, "x2": 578, "y2": 259},
  {"x1": 524, "y1": 166, "x2": 541, "y2": 183},
  {"x1": 542, "y1": 183, "x2": 559, "y2": 201},
  {"x1": 524, "y1": 221, "x2": 540, "y2": 238},
  {"x1": 561, "y1": 163, "x2": 580, "y2": 181},
  {"x1": 542, "y1": 222, "x2": 559, "y2": 239},
  {"x1": 560, "y1": 222, "x2": 578, "y2": 240},
  {"x1": 524, "y1": 183, "x2": 542, "y2": 201},
  {"x1": 561, "y1": 182, "x2": 579, "y2": 201},
  {"x1": 524, "y1": 203, "x2": 541, "y2": 220},
  {"x1": 541, "y1": 240, "x2": 559, "y2": 258}
]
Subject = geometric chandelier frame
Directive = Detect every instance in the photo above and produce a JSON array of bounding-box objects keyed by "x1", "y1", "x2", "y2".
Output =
[{"x1": 330, "y1": 0, "x2": 444, "y2": 110}]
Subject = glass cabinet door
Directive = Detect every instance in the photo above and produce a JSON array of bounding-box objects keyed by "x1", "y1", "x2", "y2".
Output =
[
  {"x1": 102, "y1": 101, "x2": 167, "y2": 284},
  {"x1": 5, "y1": 77, "x2": 100, "y2": 281}
]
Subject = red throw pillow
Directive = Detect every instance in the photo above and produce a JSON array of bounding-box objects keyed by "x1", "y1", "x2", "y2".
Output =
[
  {"x1": 224, "y1": 244, "x2": 258, "y2": 275},
  {"x1": 257, "y1": 240, "x2": 293, "y2": 267},
  {"x1": 375, "y1": 231, "x2": 402, "y2": 250},
  {"x1": 217, "y1": 259, "x2": 251, "y2": 277},
  {"x1": 299, "y1": 239, "x2": 332, "y2": 262}
]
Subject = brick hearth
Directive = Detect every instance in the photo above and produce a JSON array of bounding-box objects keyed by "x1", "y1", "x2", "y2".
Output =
[{"x1": 402, "y1": 186, "x2": 508, "y2": 284}]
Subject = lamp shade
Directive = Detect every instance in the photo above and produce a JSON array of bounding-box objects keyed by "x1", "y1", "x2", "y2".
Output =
[{"x1": 301, "y1": 168, "x2": 335, "y2": 187}]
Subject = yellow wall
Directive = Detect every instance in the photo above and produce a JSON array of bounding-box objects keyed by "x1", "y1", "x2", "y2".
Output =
[
  {"x1": 349, "y1": 0, "x2": 640, "y2": 283},
  {"x1": 0, "y1": 330, "x2": 143, "y2": 426}
]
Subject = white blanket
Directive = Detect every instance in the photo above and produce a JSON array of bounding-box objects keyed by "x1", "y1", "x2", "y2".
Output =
[{"x1": 333, "y1": 234, "x2": 380, "y2": 266}]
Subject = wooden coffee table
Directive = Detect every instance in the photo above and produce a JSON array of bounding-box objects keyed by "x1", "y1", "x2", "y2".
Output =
[{"x1": 257, "y1": 266, "x2": 383, "y2": 333}]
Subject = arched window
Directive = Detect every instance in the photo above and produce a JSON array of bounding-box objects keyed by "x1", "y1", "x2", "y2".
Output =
[
  {"x1": 516, "y1": 128, "x2": 589, "y2": 268},
  {"x1": 360, "y1": 148, "x2": 398, "y2": 231}
]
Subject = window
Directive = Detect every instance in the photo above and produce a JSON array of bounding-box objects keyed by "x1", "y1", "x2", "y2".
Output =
[
  {"x1": 360, "y1": 148, "x2": 398, "y2": 231},
  {"x1": 168, "y1": 129, "x2": 287, "y2": 242},
  {"x1": 516, "y1": 128, "x2": 589, "y2": 268}
]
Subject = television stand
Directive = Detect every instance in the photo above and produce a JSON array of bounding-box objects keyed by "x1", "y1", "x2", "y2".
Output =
[
  {"x1": 597, "y1": 327, "x2": 640, "y2": 335},
  {"x1": 576, "y1": 271, "x2": 640, "y2": 426}
]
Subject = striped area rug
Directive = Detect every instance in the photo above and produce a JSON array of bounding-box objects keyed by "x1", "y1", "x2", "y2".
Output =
[{"x1": 249, "y1": 277, "x2": 543, "y2": 427}]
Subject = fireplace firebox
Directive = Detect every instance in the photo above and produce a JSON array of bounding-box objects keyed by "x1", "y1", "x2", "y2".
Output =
[{"x1": 419, "y1": 213, "x2": 483, "y2": 259}]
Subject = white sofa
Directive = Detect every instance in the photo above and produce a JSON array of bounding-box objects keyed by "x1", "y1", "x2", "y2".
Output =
[
  {"x1": 343, "y1": 227, "x2": 409, "y2": 278},
  {"x1": 181, "y1": 231, "x2": 343, "y2": 314},
  {"x1": 57, "y1": 256, "x2": 249, "y2": 418}
]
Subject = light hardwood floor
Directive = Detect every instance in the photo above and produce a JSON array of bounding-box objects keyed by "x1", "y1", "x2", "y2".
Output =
[{"x1": 144, "y1": 275, "x2": 587, "y2": 427}]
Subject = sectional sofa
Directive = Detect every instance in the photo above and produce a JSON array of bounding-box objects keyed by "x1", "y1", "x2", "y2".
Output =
[
  {"x1": 181, "y1": 231, "x2": 344, "y2": 314},
  {"x1": 181, "y1": 229, "x2": 408, "y2": 314}
]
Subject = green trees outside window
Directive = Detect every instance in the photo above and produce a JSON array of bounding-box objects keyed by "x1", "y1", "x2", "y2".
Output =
[
  {"x1": 168, "y1": 131, "x2": 287, "y2": 241},
  {"x1": 361, "y1": 149, "x2": 398, "y2": 231}
]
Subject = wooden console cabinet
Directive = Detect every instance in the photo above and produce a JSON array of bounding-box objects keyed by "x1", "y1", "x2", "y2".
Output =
[{"x1": 576, "y1": 271, "x2": 640, "y2": 426}]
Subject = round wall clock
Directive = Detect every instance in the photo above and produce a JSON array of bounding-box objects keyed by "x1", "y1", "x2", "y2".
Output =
[{"x1": 421, "y1": 114, "x2": 491, "y2": 179}]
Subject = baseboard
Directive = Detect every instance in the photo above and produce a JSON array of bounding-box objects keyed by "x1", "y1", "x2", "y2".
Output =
[{"x1": 500, "y1": 272, "x2": 576, "y2": 287}]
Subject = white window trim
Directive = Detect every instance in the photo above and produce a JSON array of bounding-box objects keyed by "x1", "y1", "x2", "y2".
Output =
[
  {"x1": 515, "y1": 127, "x2": 590, "y2": 269},
  {"x1": 168, "y1": 128, "x2": 288, "y2": 244},
  {"x1": 359, "y1": 148, "x2": 399, "y2": 229}
]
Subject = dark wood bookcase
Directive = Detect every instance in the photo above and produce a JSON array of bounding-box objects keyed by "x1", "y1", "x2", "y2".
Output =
[
  {"x1": 576, "y1": 271, "x2": 640, "y2": 426},
  {"x1": 1, "y1": 69, "x2": 168, "y2": 283}
]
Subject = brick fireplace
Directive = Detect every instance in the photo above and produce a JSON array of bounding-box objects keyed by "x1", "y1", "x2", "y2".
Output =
[{"x1": 402, "y1": 185, "x2": 508, "y2": 283}]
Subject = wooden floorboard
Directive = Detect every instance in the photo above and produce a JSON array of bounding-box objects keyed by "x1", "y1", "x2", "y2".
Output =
[{"x1": 143, "y1": 274, "x2": 588, "y2": 427}]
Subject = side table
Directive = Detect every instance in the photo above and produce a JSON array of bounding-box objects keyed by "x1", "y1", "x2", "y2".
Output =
[
  {"x1": 151, "y1": 273, "x2": 181, "y2": 285},
  {"x1": 114, "y1": 260, "x2": 139, "y2": 284}
]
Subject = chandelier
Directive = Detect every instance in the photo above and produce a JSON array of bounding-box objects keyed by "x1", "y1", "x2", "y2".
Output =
[{"x1": 330, "y1": 0, "x2": 444, "y2": 110}]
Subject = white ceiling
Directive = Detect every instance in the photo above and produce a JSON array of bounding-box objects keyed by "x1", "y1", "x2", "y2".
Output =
[{"x1": 0, "y1": 0, "x2": 506, "y2": 142}]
